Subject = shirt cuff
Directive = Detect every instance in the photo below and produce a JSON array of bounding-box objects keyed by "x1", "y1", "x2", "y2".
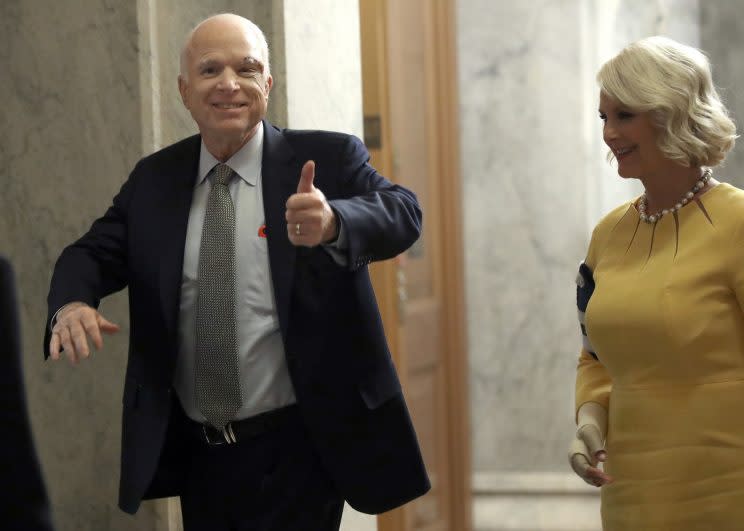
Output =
[{"x1": 322, "y1": 216, "x2": 348, "y2": 267}]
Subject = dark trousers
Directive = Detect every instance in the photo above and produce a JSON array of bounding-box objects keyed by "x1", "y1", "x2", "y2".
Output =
[{"x1": 178, "y1": 406, "x2": 344, "y2": 531}]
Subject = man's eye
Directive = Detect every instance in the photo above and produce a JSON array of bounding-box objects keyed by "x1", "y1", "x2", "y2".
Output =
[
  {"x1": 618, "y1": 111, "x2": 634, "y2": 120},
  {"x1": 599, "y1": 113, "x2": 607, "y2": 122}
]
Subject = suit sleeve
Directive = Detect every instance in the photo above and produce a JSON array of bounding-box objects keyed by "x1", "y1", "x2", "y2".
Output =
[
  {"x1": 574, "y1": 225, "x2": 612, "y2": 417},
  {"x1": 43, "y1": 164, "x2": 139, "y2": 357},
  {"x1": 327, "y1": 135, "x2": 422, "y2": 270}
]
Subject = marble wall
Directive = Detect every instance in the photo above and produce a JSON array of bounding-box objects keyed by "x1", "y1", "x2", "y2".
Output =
[
  {"x1": 458, "y1": 0, "x2": 591, "y2": 474},
  {"x1": 1, "y1": 0, "x2": 368, "y2": 530},
  {"x1": 0, "y1": 1, "x2": 161, "y2": 530},
  {"x1": 282, "y1": 0, "x2": 363, "y2": 134},
  {"x1": 700, "y1": 1, "x2": 744, "y2": 188}
]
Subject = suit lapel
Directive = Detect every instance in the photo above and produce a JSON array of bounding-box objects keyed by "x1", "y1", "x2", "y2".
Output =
[
  {"x1": 159, "y1": 136, "x2": 201, "y2": 342},
  {"x1": 261, "y1": 121, "x2": 299, "y2": 338}
]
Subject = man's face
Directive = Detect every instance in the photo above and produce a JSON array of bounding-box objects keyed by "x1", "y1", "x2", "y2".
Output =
[{"x1": 178, "y1": 20, "x2": 273, "y2": 147}]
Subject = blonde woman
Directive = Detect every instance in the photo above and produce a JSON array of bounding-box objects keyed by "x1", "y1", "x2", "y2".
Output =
[{"x1": 569, "y1": 36, "x2": 742, "y2": 529}]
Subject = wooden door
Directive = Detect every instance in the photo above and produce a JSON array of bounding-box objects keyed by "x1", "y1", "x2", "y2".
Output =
[{"x1": 359, "y1": 1, "x2": 472, "y2": 530}]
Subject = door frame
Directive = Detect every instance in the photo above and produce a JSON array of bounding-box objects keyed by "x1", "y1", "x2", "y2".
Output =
[{"x1": 359, "y1": 0, "x2": 472, "y2": 529}]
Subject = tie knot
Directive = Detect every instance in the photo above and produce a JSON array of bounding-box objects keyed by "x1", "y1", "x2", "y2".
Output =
[{"x1": 212, "y1": 164, "x2": 233, "y2": 186}]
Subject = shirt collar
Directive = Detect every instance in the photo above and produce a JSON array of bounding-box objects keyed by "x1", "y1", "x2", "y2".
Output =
[{"x1": 196, "y1": 122, "x2": 264, "y2": 187}]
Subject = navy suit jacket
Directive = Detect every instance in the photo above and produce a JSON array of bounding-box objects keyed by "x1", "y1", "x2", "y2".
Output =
[
  {"x1": 44, "y1": 121, "x2": 430, "y2": 514},
  {"x1": 2, "y1": 257, "x2": 55, "y2": 530}
]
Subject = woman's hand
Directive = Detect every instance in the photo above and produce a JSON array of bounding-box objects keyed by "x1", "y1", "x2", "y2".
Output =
[{"x1": 568, "y1": 401, "x2": 614, "y2": 487}]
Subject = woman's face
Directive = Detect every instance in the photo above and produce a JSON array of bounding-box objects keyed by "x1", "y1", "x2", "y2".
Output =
[{"x1": 599, "y1": 92, "x2": 668, "y2": 179}]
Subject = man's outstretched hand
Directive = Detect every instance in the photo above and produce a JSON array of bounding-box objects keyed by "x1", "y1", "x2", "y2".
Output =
[{"x1": 49, "y1": 302, "x2": 120, "y2": 365}]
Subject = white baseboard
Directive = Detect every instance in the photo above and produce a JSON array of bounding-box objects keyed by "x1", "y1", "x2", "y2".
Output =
[{"x1": 473, "y1": 472, "x2": 601, "y2": 531}]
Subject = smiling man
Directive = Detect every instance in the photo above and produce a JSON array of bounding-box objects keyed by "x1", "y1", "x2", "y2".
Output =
[
  {"x1": 179, "y1": 17, "x2": 273, "y2": 162},
  {"x1": 44, "y1": 13, "x2": 429, "y2": 531}
]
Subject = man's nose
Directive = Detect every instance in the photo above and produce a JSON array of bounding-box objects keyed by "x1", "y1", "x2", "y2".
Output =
[{"x1": 217, "y1": 72, "x2": 240, "y2": 90}]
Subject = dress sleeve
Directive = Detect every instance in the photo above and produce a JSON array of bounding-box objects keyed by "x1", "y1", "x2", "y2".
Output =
[
  {"x1": 574, "y1": 224, "x2": 612, "y2": 417},
  {"x1": 730, "y1": 215, "x2": 744, "y2": 311},
  {"x1": 575, "y1": 349, "x2": 612, "y2": 415}
]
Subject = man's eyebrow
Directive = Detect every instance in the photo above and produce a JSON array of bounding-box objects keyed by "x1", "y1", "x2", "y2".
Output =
[
  {"x1": 197, "y1": 58, "x2": 220, "y2": 69},
  {"x1": 242, "y1": 56, "x2": 264, "y2": 70}
]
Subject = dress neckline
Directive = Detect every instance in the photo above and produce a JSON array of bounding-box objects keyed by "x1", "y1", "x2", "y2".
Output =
[{"x1": 630, "y1": 182, "x2": 727, "y2": 220}]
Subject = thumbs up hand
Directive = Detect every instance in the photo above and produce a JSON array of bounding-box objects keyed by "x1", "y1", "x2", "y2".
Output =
[
  {"x1": 296, "y1": 159, "x2": 316, "y2": 194},
  {"x1": 286, "y1": 160, "x2": 339, "y2": 247}
]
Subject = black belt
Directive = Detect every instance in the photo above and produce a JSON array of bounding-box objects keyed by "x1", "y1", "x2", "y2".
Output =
[{"x1": 189, "y1": 404, "x2": 299, "y2": 446}]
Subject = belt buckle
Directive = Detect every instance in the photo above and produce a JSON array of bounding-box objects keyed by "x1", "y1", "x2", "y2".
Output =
[{"x1": 202, "y1": 423, "x2": 237, "y2": 445}]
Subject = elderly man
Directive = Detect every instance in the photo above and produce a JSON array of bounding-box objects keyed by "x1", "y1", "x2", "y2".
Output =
[{"x1": 44, "y1": 13, "x2": 428, "y2": 531}]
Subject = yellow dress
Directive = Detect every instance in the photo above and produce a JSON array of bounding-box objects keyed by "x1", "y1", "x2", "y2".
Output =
[{"x1": 576, "y1": 183, "x2": 744, "y2": 530}]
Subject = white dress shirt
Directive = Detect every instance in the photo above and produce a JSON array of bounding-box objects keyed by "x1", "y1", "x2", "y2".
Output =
[{"x1": 173, "y1": 123, "x2": 297, "y2": 422}]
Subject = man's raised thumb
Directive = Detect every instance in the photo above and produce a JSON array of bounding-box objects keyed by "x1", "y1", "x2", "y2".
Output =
[{"x1": 297, "y1": 160, "x2": 315, "y2": 193}]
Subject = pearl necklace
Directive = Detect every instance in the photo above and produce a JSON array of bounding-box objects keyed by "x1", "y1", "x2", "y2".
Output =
[{"x1": 638, "y1": 168, "x2": 712, "y2": 224}]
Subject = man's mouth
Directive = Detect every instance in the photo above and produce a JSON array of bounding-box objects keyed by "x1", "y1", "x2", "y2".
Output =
[{"x1": 212, "y1": 103, "x2": 246, "y2": 109}]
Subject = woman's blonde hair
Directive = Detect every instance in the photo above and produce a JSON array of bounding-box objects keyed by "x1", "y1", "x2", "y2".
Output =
[{"x1": 597, "y1": 36, "x2": 737, "y2": 167}]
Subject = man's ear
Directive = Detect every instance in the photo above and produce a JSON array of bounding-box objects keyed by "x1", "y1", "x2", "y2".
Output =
[
  {"x1": 264, "y1": 74, "x2": 273, "y2": 97},
  {"x1": 178, "y1": 75, "x2": 189, "y2": 108}
]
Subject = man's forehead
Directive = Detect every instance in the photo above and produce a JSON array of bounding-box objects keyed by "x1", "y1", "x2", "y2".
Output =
[
  {"x1": 189, "y1": 18, "x2": 260, "y2": 47},
  {"x1": 180, "y1": 15, "x2": 268, "y2": 75},
  {"x1": 187, "y1": 32, "x2": 264, "y2": 63}
]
